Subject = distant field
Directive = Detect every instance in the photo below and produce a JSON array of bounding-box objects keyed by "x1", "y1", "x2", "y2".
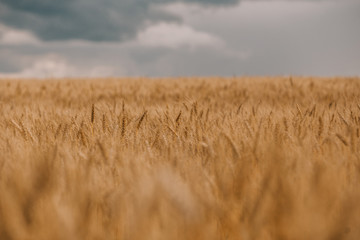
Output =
[{"x1": 0, "y1": 77, "x2": 360, "y2": 240}]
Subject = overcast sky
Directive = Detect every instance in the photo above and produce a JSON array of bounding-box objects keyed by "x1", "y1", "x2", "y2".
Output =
[{"x1": 0, "y1": 0, "x2": 359, "y2": 78}]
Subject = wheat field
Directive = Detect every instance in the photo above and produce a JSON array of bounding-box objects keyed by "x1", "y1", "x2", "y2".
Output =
[{"x1": 0, "y1": 77, "x2": 360, "y2": 240}]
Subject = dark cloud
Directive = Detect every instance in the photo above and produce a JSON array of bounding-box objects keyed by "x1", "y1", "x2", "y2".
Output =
[{"x1": 0, "y1": 0, "x2": 240, "y2": 41}]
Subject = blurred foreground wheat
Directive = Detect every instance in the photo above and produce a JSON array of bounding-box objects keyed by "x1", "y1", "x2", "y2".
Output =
[{"x1": 0, "y1": 77, "x2": 360, "y2": 240}]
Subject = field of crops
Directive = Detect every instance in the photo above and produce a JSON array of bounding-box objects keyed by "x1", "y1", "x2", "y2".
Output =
[{"x1": 0, "y1": 77, "x2": 360, "y2": 240}]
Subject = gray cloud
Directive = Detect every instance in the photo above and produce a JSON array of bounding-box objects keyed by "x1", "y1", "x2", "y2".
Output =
[
  {"x1": 1, "y1": 0, "x2": 359, "y2": 78},
  {"x1": 0, "y1": 0, "x2": 239, "y2": 41}
]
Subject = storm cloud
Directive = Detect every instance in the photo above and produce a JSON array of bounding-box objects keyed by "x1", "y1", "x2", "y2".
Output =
[
  {"x1": 0, "y1": 0, "x2": 240, "y2": 41},
  {"x1": 0, "y1": 0, "x2": 359, "y2": 78}
]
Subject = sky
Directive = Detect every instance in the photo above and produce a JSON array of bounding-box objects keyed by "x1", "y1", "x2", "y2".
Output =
[{"x1": 0, "y1": 0, "x2": 359, "y2": 78}]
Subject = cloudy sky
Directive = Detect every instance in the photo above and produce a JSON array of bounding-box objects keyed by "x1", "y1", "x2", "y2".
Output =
[{"x1": 0, "y1": 0, "x2": 359, "y2": 78}]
